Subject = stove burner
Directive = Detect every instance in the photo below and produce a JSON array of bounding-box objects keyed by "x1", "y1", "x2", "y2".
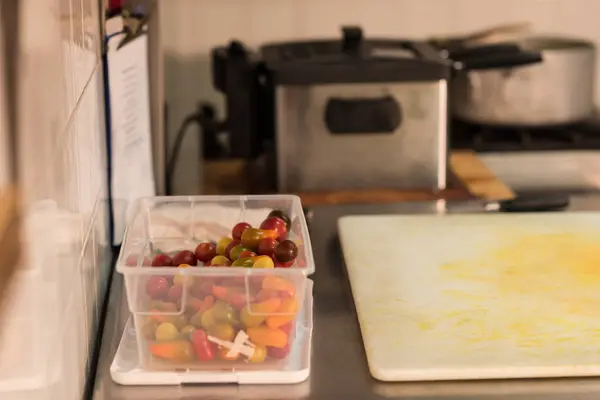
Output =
[{"x1": 450, "y1": 118, "x2": 600, "y2": 152}]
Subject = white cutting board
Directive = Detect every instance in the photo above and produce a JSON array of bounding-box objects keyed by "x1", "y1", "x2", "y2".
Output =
[{"x1": 339, "y1": 212, "x2": 600, "y2": 382}]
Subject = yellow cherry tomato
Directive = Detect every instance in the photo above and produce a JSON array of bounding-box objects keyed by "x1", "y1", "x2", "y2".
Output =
[
  {"x1": 155, "y1": 322, "x2": 179, "y2": 341},
  {"x1": 208, "y1": 324, "x2": 236, "y2": 341},
  {"x1": 250, "y1": 345, "x2": 267, "y2": 363}
]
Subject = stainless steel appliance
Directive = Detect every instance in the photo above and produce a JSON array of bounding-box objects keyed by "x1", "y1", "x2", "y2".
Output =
[
  {"x1": 452, "y1": 36, "x2": 596, "y2": 127},
  {"x1": 209, "y1": 26, "x2": 545, "y2": 193},
  {"x1": 274, "y1": 80, "x2": 448, "y2": 192},
  {"x1": 212, "y1": 26, "x2": 452, "y2": 192}
]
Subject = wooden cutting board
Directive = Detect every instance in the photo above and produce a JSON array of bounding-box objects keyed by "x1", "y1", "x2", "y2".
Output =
[{"x1": 339, "y1": 212, "x2": 600, "y2": 382}]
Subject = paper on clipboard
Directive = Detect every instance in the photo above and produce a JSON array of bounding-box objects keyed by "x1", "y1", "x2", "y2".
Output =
[{"x1": 106, "y1": 28, "x2": 156, "y2": 244}]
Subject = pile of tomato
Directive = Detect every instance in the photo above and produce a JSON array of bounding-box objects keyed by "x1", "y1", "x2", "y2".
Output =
[{"x1": 126, "y1": 210, "x2": 304, "y2": 366}]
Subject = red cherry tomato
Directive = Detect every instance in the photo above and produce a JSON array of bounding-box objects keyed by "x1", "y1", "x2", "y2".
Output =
[
  {"x1": 126, "y1": 254, "x2": 151, "y2": 266},
  {"x1": 151, "y1": 253, "x2": 173, "y2": 267},
  {"x1": 146, "y1": 276, "x2": 170, "y2": 300},
  {"x1": 125, "y1": 254, "x2": 138, "y2": 266},
  {"x1": 195, "y1": 242, "x2": 217, "y2": 263},
  {"x1": 267, "y1": 343, "x2": 291, "y2": 359},
  {"x1": 260, "y1": 217, "x2": 287, "y2": 241},
  {"x1": 257, "y1": 238, "x2": 278, "y2": 258},
  {"x1": 191, "y1": 329, "x2": 215, "y2": 361},
  {"x1": 172, "y1": 250, "x2": 197, "y2": 266},
  {"x1": 239, "y1": 250, "x2": 257, "y2": 258},
  {"x1": 275, "y1": 260, "x2": 294, "y2": 268},
  {"x1": 232, "y1": 222, "x2": 252, "y2": 240},
  {"x1": 167, "y1": 284, "x2": 183, "y2": 303},
  {"x1": 274, "y1": 240, "x2": 298, "y2": 263}
]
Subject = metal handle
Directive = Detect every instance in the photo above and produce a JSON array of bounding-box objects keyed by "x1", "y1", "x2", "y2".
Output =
[
  {"x1": 447, "y1": 43, "x2": 522, "y2": 60},
  {"x1": 341, "y1": 26, "x2": 363, "y2": 55},
  {"x1": 497, "y1": 195, "x2": 570, "y2": 212},
  {"x1": 456, "y1": 50, "x2": 543, "y2": 71},
  {"x1": 325, "y1": 96, "x2": 401, "y2": 135}
]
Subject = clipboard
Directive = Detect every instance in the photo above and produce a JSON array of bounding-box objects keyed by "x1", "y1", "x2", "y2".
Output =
[{"x1": 104, "y1": 13, "x2": 156, "y2": 245}]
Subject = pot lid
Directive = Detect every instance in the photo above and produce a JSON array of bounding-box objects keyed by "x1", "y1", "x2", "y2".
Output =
[{"x1": 260, "y1": 26, "x2": 451, "y2": 85}]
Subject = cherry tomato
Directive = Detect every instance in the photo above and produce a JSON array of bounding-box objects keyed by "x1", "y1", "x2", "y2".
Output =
[
  {"x1": 195, "y1": 242, "x2": 217, "y2": 263},
  {"x1": 149, "y1": 340, "x2": 194, "y2": 362},
  {"x1": 231, "y1": 257, "x2": 255, "y2": 268},
  {"x1": 167, "y1": 284, "x2": 183, "y2": 302},
  {"x1": 211, "y1": 300, "x2": 239, "y2": 325},
  {"x1": 232, "y1": 222, "x2": 252, "y2": 240},
  {"x1": 239, "y1": 250, "x2": 257, "y2": 258},
  {"x1": 125, "y1": 254, "x2": 151, "y2": 266},
  {"x1": 260, "y1": 217, "x2": 287, "y2": 240},
  {"x1": 225, "y1": 239, "x2": 241, "y2": 258},
  {"x1": 208, "y1": 255, "x2": 232, "y2": 267},
  {"x1": 180, "y1": 325, "x2": 196, "y2": 338},
  {"x1": 190, "y1": 329, "x2": 215, "y2": 361},
  {"x1": 274, "y1": 240, "x2": 298, "y2": 263},
  {"x1": 155, "y1": 322, "x2": 179, "y2": 341},
  {"x1": 247, "y1": 326, "x2": 288, "y2": 348},
  {"x1": 241, "y1": 229, "x2": 278, "y2": 250},
  {"x1": 208, "y1": 323, "x2": 236, "y2": 341},
  {"x1": 146, "y1": 276, "x2": 170, "y2": 299},
  {"x1": 230, "y1": 244, "x2": 250, "y2": 261},
  {"x1": 151, "y1": 253, "x2": 173, "y2": 267},
  {"x1": 267, "y1": 210, "x2": 292, "y2": 230},
  {"x1": 275, "y1": 260, "x2": 294, "y2": 268},
  {"x1": 257, "y1": 238, "x2": 278, "y2": 258},
  {"x1": 267, "y1": 343, "x2": 291, "y2": 359},
  {"x1": 216, "y1": 237, "x2": 233, "y2": 255},
  {"x1": 252, "y1": 255, "x2": 275, "y2": 269},
  {"x1": 172, "y1": 250, "x2": 197, "y2": 266},
  {"x1": 250, "y1": 345, "x2": 268, "y2": 363}
]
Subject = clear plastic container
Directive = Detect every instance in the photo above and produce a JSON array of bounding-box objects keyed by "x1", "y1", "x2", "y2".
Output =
[
  {"x1": 111, "y1": 280, "x2": 314, "y2": 385},
  {"x1": 117, "y1": 195, "x2": 314, "y2": 372}
]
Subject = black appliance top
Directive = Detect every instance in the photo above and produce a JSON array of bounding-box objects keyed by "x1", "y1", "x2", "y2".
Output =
[
  {"x1": 451, "y1": 117, "x2": 600, "y2": 152},
  {"x1": 260, "y1": 26, "x2": 451, "y2": 85}
]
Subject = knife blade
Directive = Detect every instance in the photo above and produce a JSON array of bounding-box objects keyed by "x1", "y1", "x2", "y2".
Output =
[{"x1": 444, "y1": 194, "x2": 570, "y2": 214}]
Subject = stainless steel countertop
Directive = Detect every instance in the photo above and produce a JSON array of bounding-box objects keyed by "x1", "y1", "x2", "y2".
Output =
[{"x1": 93, "y1": 195, "x2": 600, "y2": 400}]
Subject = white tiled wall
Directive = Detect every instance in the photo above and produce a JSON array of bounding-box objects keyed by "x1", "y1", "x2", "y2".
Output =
[
  {"x1": 159, "y1": 0, "x2": 600, "y2": 193},
  {"x1": 0, "y1": 0, "x2": 110, "y2": 399}
]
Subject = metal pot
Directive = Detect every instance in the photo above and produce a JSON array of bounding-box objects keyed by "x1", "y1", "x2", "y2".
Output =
[
  {"x1": 451, "y1": 36, "x2": 596, "y2": 127},
  {"x1": 431, "y1": 22, "x2": 533, "y2": 50}
]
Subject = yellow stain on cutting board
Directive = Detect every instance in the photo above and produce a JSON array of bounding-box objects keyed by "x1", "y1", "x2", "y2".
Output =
[{"x1": 438, "y1": 232, "x2": 600, "y2": 349}]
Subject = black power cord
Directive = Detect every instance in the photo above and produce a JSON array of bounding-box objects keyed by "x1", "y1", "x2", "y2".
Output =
[{"x1": 165, "y1": 103, "x2": 227, "y2": 195}]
